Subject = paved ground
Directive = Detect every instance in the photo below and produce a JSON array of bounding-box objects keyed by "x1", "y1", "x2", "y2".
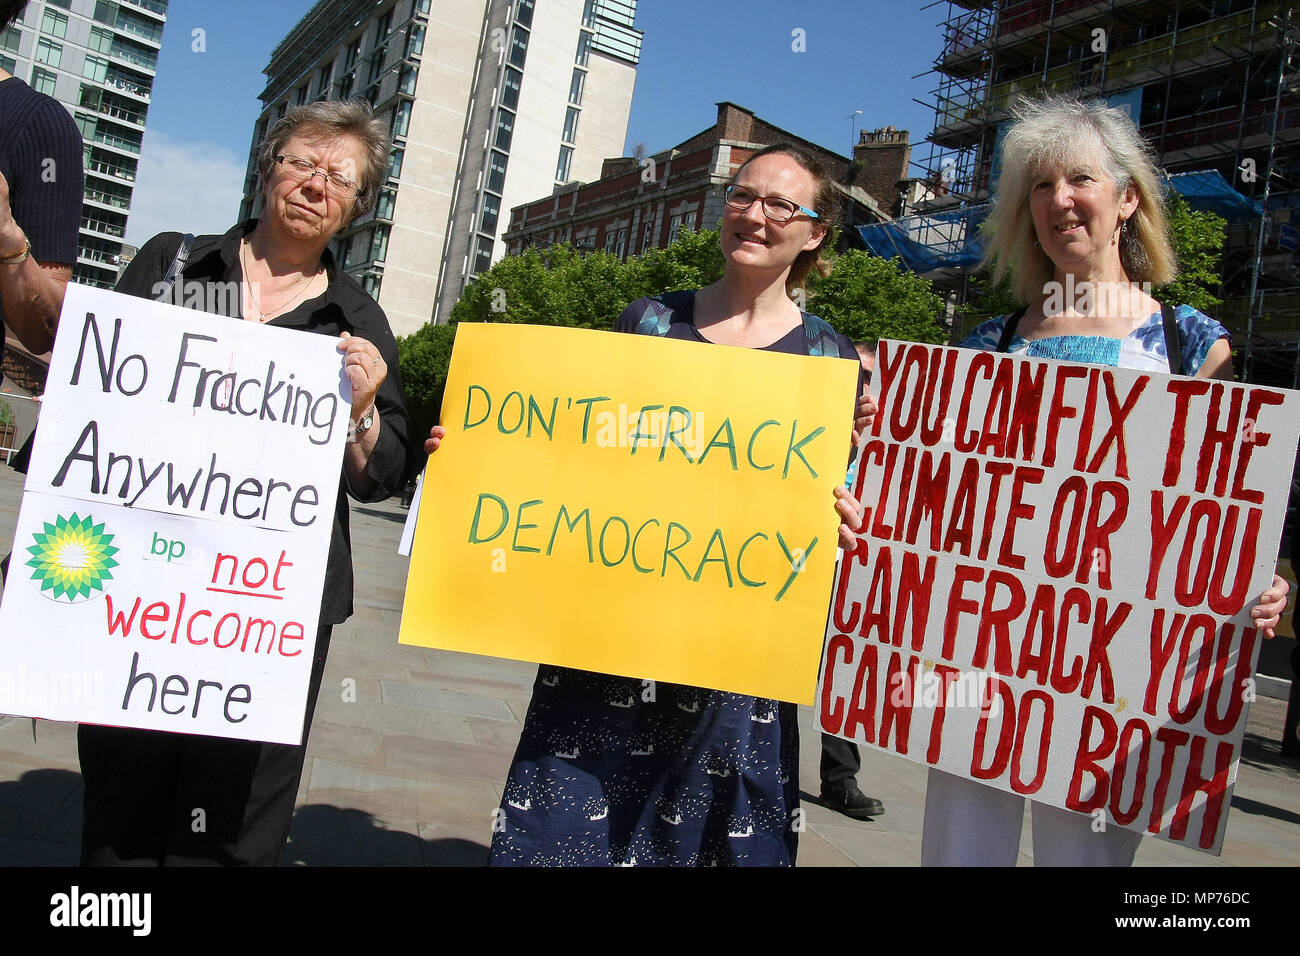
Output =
[{"x1": 0, "y1": 462, "x2": 1297, "y2": 867}]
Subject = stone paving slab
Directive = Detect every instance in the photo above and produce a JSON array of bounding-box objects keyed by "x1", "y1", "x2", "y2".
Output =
[{"x1": 0, "y1": 462, "x2": 1298, "y2": 867}]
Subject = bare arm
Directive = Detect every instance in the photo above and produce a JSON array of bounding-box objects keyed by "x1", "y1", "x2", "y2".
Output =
[
  {"x1": 0, "y1": 172, "x2": 69, "y2": 354},
  {"x1": 1195, "y1": 337, "x2": 1233, "y2": 381}
]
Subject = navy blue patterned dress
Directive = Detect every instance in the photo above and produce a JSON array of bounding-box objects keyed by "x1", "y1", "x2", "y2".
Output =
[{"x1": 488, "y1": 291, "x2": 859, "y2": 867}]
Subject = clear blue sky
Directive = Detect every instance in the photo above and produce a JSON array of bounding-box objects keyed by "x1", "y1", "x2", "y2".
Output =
[{"x1": 126, "y1": 0, "x2": 944, "y2": 245}]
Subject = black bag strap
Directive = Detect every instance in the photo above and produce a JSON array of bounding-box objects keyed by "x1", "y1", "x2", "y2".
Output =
[
  {"x1": 1161, "y1": 302, "x2": 1184, "y2": 376},
  {"x1": 995, "y1": 307, "x2": 1028, "y2": 353},
  {"x1": 154, "y1": 233, "x2": 195, "y2": 302}
]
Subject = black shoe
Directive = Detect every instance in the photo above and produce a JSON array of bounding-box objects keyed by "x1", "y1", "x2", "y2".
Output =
[{"x1": 820, "y1": 782, "x2": 885, "y2": 819}]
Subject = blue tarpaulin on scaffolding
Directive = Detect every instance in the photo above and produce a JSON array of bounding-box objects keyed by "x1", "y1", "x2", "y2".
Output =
[
  {"x1": 1166, "y1": 170, "x2": 1262, "y2": 223},
  {"x1": 857, "y1": 169, "x2": 1260, "y2": 272}
]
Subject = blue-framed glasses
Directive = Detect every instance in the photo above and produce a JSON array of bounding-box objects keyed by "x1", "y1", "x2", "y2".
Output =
[{"x1": 724, "y1": 184, "x2": 819, "y2": 223}]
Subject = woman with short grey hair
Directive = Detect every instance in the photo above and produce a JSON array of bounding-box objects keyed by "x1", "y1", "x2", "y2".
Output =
[{"x1": 77, "y1": 98, "x2": 410, "y2": 867}]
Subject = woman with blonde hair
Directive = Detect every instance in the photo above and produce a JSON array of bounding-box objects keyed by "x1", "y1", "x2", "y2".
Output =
[{"x1": 926, "y1": 94, "x2": 1290, "y2": 866}]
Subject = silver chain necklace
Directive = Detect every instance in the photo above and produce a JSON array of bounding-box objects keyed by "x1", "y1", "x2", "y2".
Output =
[{"x1": 241, "y1": 238, "x2": 321, "y2": 322}]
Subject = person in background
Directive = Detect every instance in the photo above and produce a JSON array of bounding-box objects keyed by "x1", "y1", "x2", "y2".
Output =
[
  {"x1": 0, "y1": 0, "x2": 84, "y2": 588},
  {"x1": 926, "y1": 93, "x2": 1290, "y2": 866},
  {"x1": 820, "y1": 340, "x2": 885, "y2": 820},
  {"x1": 1282, "y1": 504, "x2": 1300, "y2": 759},
  {"x1": 0, "y1": 0, "x2": 82, "y2": 359},
  {"x1": 76, "y1": 100, "x2": 409, "y2": 866}
]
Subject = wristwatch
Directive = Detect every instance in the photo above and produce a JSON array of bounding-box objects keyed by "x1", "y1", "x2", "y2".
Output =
[
  {"x1": 0, "y1": 237, "x2": 30, "y2": 266},
  {"x1": 354, "y1": 405, "x2": 376, "y2": 436}
]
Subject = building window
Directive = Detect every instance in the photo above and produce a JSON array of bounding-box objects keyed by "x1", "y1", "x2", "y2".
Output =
[
  {"x1": 391, "y1": 99, "x2": 411, "y2": 138},
  {"x1": 668, "y1": 214, "x2": 683, "y2": 243},
  {"x1": 31, "y1": 67, "x2": 57, "y2": 96},
  {"x1": 1, "y1": 26, "x2": 19, "y2": 52},
  {"x1": 295, "y1": 84, "x2": 308, "y2": 105},
  {"x1": 75, "y1": 113, "x2": 98, "y2": 139},
  {"x1": 344, "y1": 37, "x2": 362, "y2": 71},
  {"x1": 415, "y1": 0, "x2": 430, "y2": 13},
  {"x1": 509, "y1": 27, "x2": 528, "y2": 68},
  {"x1": 683, "y1": 211, "x2": 697, "y2": 232},
  {"x1": 501, "y1": 66, "x2": 522, "y2": 110},
  {"x1": 0, "y1": 55, "x2": 14, "y2": 74},
  {"x1": 35, "y1": 38, "x2": 62, "y2": 68},
  {"x1": 480, "y1": 193, "x2": 500, "y2": 234},
  {"x1": 487, "y1": 150, "x2": 507, "y2": 193},
  {"x1": 576, "y1": 30, "x2": 591, "y2": 66},
  {"x1": 377, "y1": 9, "x2": 393, "y2": 39},
  {"x1": 368, "y1": 45, "x2": 386, "y2": 83},
  {"x1": 363, "y1": 272, "x2": 382, "y2": 299},
  {"x1": 339, "y1": 72, "x2": 354, "y2": 99},
  {"x1": 406, "y1": 23, "x2": 425, "y2": 58},
  {"x1": 568, "y1": 68, "x2": 585, "y2": 105},
  {"x1": 641, "y1": 218, "x2": 654, "y2": 251},
  {"x1": 515, "y1": 0, "x2": 534, "y2": 27},
  {"x1": 494, "y1": 109, "x2": 514, "y2": 150},
  {"x1": 41, "y1": 9, "x2": 68, "y2": 37},
  {"x1": 555, "y1": 145, "x2": 573, "y2": 182},
  {"x1": 474, "y1": 235, "x2": 494, "y2": 274},
  {"x1": 386, "y1": 145, "x2": 403, "y2": 179},
  {"x1": 317, "y1": 63, "x2": 332, "y2": 97},
  {"x1": 87, "y1": 26, "x2": 114, "y2": 53},
  {"x1": 83, "y1": 54, "x2": 109, "y2": 82},
  {"x1": 562, "y1": 106, "x2": 580, "y2": 144},
  {"x1": 370, "y1": 224, "x2": 390, "y2": 262},
  {"x1": 399, "y1": 65, "x2": 417, "y2": 94},
  {"x1": 613, "y1": 227, "x2": 627, "y2": 259},
  {"x1": 376, "y1": 186, "x2": 396, "y2": 220}
]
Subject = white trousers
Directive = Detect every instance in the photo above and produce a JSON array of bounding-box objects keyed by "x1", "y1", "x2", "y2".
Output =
[{"x1": 922, "y1": 769, "x2": 1142, "y2": 867}]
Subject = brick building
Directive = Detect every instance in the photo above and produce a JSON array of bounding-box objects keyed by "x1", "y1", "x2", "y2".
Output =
[{"x1": 503, "y1": 102, "x2": 914, "y2": 261}]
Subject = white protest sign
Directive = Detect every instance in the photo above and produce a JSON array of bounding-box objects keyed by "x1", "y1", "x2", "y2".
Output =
[
  {"x1": 0, "y1": 285, "x2": 350, "y2": 745},
  {"x1": 819, "y1": 340, "x2": 1300, "y2": 854}
]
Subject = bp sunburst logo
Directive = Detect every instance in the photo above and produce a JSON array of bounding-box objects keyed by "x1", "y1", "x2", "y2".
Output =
[{"x1": 25, "y1": 513, "x2": 120, "y2": 602}]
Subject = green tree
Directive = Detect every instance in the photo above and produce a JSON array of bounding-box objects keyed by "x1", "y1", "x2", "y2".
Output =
[
  {"x1": 633, "y1": 228, "x2": 725, "y2": 294},
  {"x1": 805, "y1": 249, "x2": 947, "y2": 345},
  {"x1": 395, "y1": 321, "x2": 456, "y2": 465},
  {"x1": 1154, "y1": 191, "x2": 1226, "y2": 314},
  {"x1": 959, "y1": 270, "x2": 1019, "y2": 332}
]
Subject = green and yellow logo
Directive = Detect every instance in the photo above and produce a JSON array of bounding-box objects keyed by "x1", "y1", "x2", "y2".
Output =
[{"x1": 26, "y1": 513, "x2": 120, "y2": 602}]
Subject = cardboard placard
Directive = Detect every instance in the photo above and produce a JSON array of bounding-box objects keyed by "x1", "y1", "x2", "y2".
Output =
[
  {"x1": 819, "y1": 339, "x2": 1300, "y2": 854},
  {"x1": 0, "y1": 286, "x2": 350, "y2": 745},
  {"x1": 400, "y1": 322, "x2": 860, "y2": 703}
]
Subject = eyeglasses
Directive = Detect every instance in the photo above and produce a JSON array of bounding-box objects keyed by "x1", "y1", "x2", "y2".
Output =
[
  {"x1": 724, "y1": 184, "x2": 819, "y2": 223},
  {"x1": 274, "y1": 154, "x2": 360, "y2": 199}
]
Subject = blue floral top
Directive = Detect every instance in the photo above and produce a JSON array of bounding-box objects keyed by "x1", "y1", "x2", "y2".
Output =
[{"x1": 961, "y1": 305, "x2": 1229, "y2": 372}]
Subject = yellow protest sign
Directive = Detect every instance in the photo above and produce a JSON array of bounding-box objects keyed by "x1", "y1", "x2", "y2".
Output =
[{"x1": 399, "y1": 323, "x2": 860, "y2": 703}]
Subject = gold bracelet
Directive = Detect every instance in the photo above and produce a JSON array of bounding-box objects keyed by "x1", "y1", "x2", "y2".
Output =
[{"x1": 0, "y1": 237, "x2": 30, "y2": 266}]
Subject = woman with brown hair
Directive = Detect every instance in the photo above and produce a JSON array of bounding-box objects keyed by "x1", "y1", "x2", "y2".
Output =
[{"x1": 429, "y1": 143, "x2": 869, "y2": 866}]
